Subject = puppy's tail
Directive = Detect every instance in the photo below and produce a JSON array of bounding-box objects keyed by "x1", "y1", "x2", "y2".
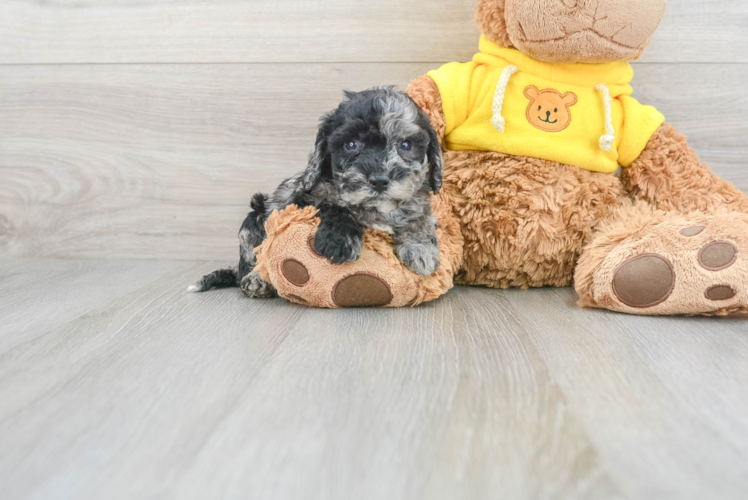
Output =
[
  {"x1": 190, "y1": 193, "x2": 268, "y2": 294},
  {"x1": 187, "y1": 268, "x2": 239, "y2": 293}
]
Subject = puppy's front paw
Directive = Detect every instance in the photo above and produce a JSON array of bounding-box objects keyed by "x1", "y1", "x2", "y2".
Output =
[
  {"x1": 240, "y1": 272, "x2": 278, "y2": 298},
  {"x1": 397, "y1": 242, "x2": 440, "y2": 276},
  {"x1": 314, "y1": 225, "x2": 363, "y2": 265}
]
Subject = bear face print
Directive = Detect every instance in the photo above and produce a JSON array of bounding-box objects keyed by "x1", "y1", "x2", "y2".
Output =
[{"x1": 523, "y1": 86, "x2": 578, "y2": 132}]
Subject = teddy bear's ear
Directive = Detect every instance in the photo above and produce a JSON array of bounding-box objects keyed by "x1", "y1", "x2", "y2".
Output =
[
  {"x1": 523, "y1": 86, "x2": 540, "y2": 101},
  {"x1": 562, "y1": 92, "x2": 578, "y2": 107},
  {"x1": 476, "y1": 0, "x2": 514, "y2": 49}
]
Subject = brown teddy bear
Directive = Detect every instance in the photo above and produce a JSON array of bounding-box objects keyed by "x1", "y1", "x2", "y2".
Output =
[{"x1": 257, "y1": 0, "x2": 748, "y2": 315}]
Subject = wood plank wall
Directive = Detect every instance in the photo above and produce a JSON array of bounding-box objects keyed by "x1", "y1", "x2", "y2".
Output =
[{"x1": 1, "y1": 0, "x2": 747, "y2": 261}]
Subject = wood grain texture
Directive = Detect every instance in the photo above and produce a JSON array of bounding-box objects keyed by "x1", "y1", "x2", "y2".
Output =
[
  {"x1": 504, "y1": 287, "x2": 748, "y2": 500},
  {"x1": 640, "y1": 0, "x2": 748, "y2": 64},
  {"x1": 0, "y1": 0, "x2": 481, "y2": 64},
  {"x1": 2, "y1": 3, "x2": 747, "y2": 499},
  {"x1": 1, "y1": 63, "x2": 747, "y2": 261},
  {"x1": 1, "y1": 259, "x2": 746, "y2": 500},
  {"x1": 0, "y1": 258, "x2": 188, "y2": 354},
  {"x1": 0, "y1": 0, "x2": 746, "y2": 64}
]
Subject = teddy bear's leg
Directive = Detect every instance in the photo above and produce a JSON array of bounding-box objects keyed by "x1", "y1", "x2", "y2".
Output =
[
  {"x1": 575, "y1": 201, "x2": 748, "y2": 316},
  {"x1": 253, "y1": 202, "x2": 463, "y2": 308},
  {"x1": 622, "y1": 123, "x2": 748, "y2": 214},
  {"x1": 573, "y1": 122, "x2": 748, "y2": 315}
]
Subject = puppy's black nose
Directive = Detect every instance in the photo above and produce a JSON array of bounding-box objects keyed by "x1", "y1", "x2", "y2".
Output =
[{"x1": 369, "y1": 175, "x2": 390, "y2": 193}]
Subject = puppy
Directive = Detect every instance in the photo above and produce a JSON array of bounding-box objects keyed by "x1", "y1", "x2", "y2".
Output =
[{"x1": 190, "y1": 87, "x2": 443, "y2": 298}]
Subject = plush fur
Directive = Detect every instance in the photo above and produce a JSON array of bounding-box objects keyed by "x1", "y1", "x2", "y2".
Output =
[
  {"x1": 190, "y1": 87, "x2": 444, "y2": 297},
  {"x1": 621, "y1": 123, "x2": 748, "y2": 214},
  {"x1": 402, "y1": 0, "x2": 748, "y2": 316},
  {"x1": 477, "y1": 0, "x2": 667, "y2": 63},
  {"x1": 575, "y1": 202, "x2": 748, "y2": 316},
  {"x1": 252, "y1": 196, "x2": 464, "y2": 308},
  {"x1": 195, "y1": 0, "x2": 748, "y2": 315}
]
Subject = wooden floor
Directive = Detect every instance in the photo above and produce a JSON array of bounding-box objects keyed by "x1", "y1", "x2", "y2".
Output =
[
  {"x1": 1, "y1": 258, "x2": 747, "y2": 500},
  {"x1": 3, "y1": 0, "x2": 748, "y2": 498}
]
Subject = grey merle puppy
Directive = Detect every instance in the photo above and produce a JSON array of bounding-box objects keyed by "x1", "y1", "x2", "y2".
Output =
[{"x1": 190, "y1": 87, "x2": 443, "y2": 298}]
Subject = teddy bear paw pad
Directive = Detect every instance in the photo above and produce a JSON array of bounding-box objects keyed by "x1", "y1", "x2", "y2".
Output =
[
  {"x1": 706, "y1": 285, "x2": 737, "y2": 302},
  {"x1": 589, "y1": 214, "x2": 748, "y2": 315},
  {"x1": 698, "y1": 241, "x2": 738, "y2": 271},
  {"x1": 281, "y1": 259, "x2": 310, "y2": 286},
  {"x1": 332, "y1": 273, "x2": 393, "y2": 308},
  {"x1": 679, "y1": 226, "x2": 706, "y2": 237},
  {"x1": 612, "y1": 254, "x2": 675, "y2": 308}
]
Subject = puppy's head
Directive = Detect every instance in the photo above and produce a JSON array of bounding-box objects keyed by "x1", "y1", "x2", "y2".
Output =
[{"x1": 301, "y1": 87, "x2": 443, "y2": 214}]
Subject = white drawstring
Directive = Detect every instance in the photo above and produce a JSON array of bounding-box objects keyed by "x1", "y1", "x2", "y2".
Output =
[
  {"x1": 491, "y1": 65, "x2": 519, "y2": 133},
  {"x1": 595, "y1": 83, "x2": 615, "y2": 152}
]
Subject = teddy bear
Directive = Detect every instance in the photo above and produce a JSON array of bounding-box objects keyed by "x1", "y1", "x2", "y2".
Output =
[{"x1": 256, "y1": 0, "x2": 748, "y2": 315}]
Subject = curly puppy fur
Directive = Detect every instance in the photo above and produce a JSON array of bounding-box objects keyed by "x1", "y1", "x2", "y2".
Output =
[{"x1": 190, "y1": 87, "x2": 444, "y2": 296}]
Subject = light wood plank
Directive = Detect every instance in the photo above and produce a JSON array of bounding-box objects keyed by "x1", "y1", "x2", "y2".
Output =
[
  {"x1": 0, "y1": 63, "x2": 432, "y2": 260},
  {"x1": 173, "y1": 287, "x2": 619, "y2": 500},
  {"x1": 1, "y1": 259, "x2": 747, "y2": 499},
  {"x1": 0, "y1": 259, "x2": 192, "y2": 354},
  {"x1": 0, "y1": 259, "x2": 619, "y2": 500},
  {"x1": 0, "y1": 0, "x2": 745, "y2": 64},
  {"x1": 504, "y1": 287, "x2": 748, "y2": 500},
  {"x1": 2, "y1": 63, "x2": 747, "y2": 261},
  {"x1": 0, "y1": 0, "x2": 481, "y2": 64},
  {"x1": 640, "y1": 0, "x2": 748, "y2": 64}
]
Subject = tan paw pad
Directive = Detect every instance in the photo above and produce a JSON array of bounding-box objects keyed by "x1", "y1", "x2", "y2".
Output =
[
  {"x1": 287, "y1": 294, "x2": 310, "y2": 305},
  {"x1": 705, "y1": 285, "x2": 737, "y2": 302},
  {"x1": 698, "y1": 241, "x2": 738, "y2": 271},
  {"x1": 308, "y1": 236, "x2": 325, "y2": 259},
  {"x1": 281, "y1": 259, "x2": 310, "y2": 287},
  {"x1": 680, "y1": 226, "x2": 705, "y2": 237},
  {"x1": 612, "y1": 253, "x2": 675, "y2": 308},
  {"x1": 333, "y1": 273, "x2": 393, "y2": 308}
]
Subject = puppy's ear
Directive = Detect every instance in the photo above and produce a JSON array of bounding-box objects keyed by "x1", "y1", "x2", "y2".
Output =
[
  {"x1": 423, "y1": 117, "x2": 443, "y2": 195},
  {"x1": 301, "y1": 115, "x2": 334, "y2": 191}
]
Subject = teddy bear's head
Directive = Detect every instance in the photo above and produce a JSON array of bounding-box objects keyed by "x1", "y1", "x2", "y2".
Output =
[{"x1": 476, "y1": 0, "x2": 667, "y2": 64}]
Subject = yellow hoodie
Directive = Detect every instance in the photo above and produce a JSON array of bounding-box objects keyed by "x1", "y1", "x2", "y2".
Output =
[{"x1": 427, "y1": 37, "x2": 665, "y2": 173}]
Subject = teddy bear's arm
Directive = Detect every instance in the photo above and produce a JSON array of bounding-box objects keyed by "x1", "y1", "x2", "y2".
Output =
[
  {"x1": 406, "y1": 76, "x2": 446, "y2": 145},
  {"x1": 622, "y1": 123, "x2": 748, "y2": 214}
]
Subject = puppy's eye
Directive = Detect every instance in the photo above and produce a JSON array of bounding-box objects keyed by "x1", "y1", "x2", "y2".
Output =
[
  {"x1": 345, "y1": 141, "x2": 359, "y2": 151},
  {"x1": 400, "y1": 140, "x2": 412, "y2": 151},
  {"x1": 554, "y1": 108, "x2": 558, "y2": 113}
]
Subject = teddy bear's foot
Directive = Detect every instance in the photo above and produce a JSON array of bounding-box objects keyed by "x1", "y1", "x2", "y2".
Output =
[
  {"x1": 577, "y1": 210, "x2": 748, "y2": 316},
  {"x1": 251, "y1": 204, "x2": 463, "y2": 308},
  {"x1": 257, "y1": 225, "x2": 405, "y2": 308}
]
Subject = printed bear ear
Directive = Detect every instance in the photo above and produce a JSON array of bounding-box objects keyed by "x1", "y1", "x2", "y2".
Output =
[
  {"x1": 523, "y1": 86, "x2": 540, "y2": 100},
  {"x1": 562, "y1": 92, "x2": 578, "y2": 107}
]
